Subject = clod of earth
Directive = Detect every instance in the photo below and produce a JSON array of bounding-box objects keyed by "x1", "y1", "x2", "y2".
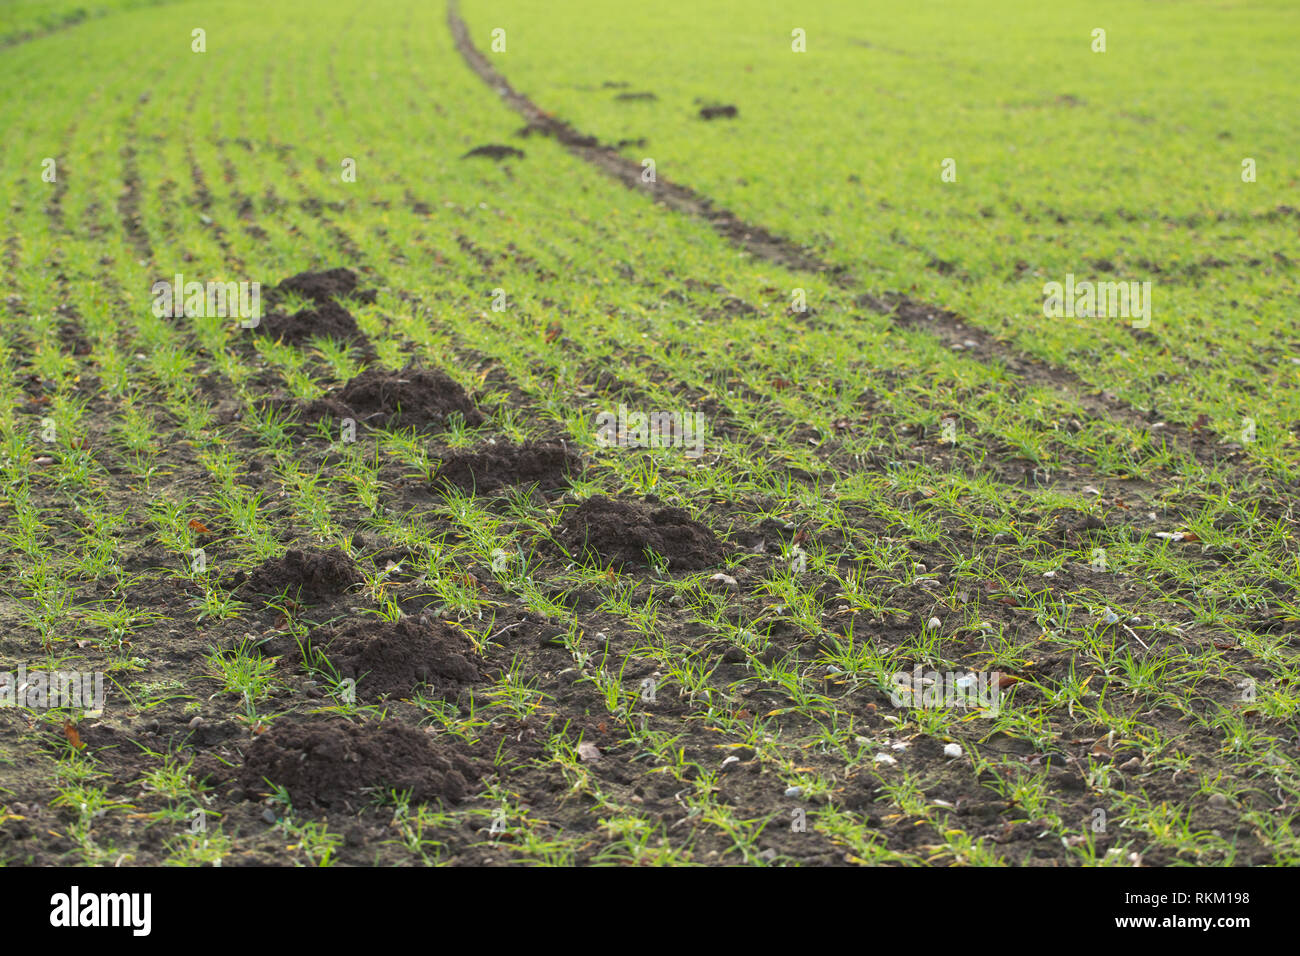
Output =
[
  {"x1": 270, "y1": 267, "x2": 376, "y2": 306},
  {"x1": 236, "y1": 547, "x2": 362, "y2": 602},
  {"x1": 461, "y1": 144, "x2": 526, "y2": 160},
  {"x1": 432, "y1": 440, "x2": 582, "y2": 495},
  {"x1": 238, "y1": 719, "x2": 478, "y2": 809},
  {"x1": 556, "y1": 494, "x2": 729, "y2": 571},
  {"x1": 301, "y1": 617, "x2": 482, "y2": 701},
  {"x1": 254, "y1": 299, "x2": 369, "y2": 347},
  {"x1": 305, "y1": 365, "x2": 485, "y2": 431},
  {"x1": 698, "y1": 104, "x2": 738, "y2": 120}
]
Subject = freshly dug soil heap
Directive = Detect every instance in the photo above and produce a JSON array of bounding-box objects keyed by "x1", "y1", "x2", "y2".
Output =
[
  {"x1": 272, "y1": 267, "x2": 376, "y2": 305},
  {"x1": 306, "y1": 365, "x2": 484, "y2": 431},
  {"x1": 255, "y1": 300, "x2": 368, "y2": 347},
  {"x1": 253, "y1": 267, "x2": 378, "y2": 346},
  {"x1": 306, "y1": 617, "x2": 482, "y2": 701},
  {"x1": 699, "y1": 104, "x2": 738, "y2": 120},
  {"x1": 461, "y1": 144, "x2": 525, "y2": 160},
  {"x1": 237, "y1": 547, "x2": 361, "y2": 602},
  {"x1": 239, "y1": 719, "x2": 478, "y2": 808},
  {"x1": 432, "y1": 440, "x2": 581, "y2": 494},
  {"x1": 556, "y1": 495, "x2": 727, "y2": 571}
]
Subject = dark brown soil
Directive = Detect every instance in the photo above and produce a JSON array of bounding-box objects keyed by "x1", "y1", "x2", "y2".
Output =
[
  {"x1": 461, "y1": 144, "x2": 525, "y2": 160},
  {"x1": 303, "y1": 617, "x2": 483, "y2": 701},
  {"x1": 556, "y1": 494, "x2": 728, "y2": 571},
  {"x1": 238, "y1": 719, "x2": 479, "y2": 809},
  {"x1": 251, "y1": 267, "x2": 377, "y2": 347},
  {"x1": 235, "y1": 547, "x2": 362, "y2": 602},
  {"x1": 432, "y1": 440, "x2": 582, "y2": 495},
  {"x1": 254, "y1": 299, "x2": 369, "y2": 347},
  {"x1": 699, "y1": 104, "x2": 738, "y2": 120},
  {"x1": 305, "y1": 365, "x2": 485, "y2": 431},
  {"x1": 271, "y1": 266, "x2": 376, "y2": 305}
]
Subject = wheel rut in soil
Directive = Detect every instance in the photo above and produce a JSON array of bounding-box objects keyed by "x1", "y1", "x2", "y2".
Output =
[{"x1": 444, "y1": 0, "x2": 1233, "y2": 476}]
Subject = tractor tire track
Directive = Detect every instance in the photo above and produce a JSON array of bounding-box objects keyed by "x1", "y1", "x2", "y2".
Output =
[
  {"x1": 444, "y1": 0, "x2": 1241, "y2": 478},
  {"x1": 0, "y1": 0, "x2": 190, "y2": 51}
]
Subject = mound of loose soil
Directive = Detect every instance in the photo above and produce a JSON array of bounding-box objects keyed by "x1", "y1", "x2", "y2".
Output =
[
  {"x1": 306, "y1": 365, "x2": 484, "y2": 431},
  {"x1": 251, "y1": 267, "x2": 379, "y2": 347},
  {"x1": 254, "y1": 300, "x2": 368, "y2": 346},
  {"x1": 432, "y1": 440, "x2": 581, "y2": 494},
  {"x1": 239, "y1": 719, "x2": 478, "y2": 808},
  {"x1": 306, "y1": 617, "x2": 481, "y2": 701},
  {"x1": 556, "y1": 495, "x2": 726, "y2": 571},
  {"x1": 699, "y1": 104, "x2": 738, "y2": 120},
  {"x1": 462, "y1": 144, "x2": 525, "y2": 160},
  {"x1": 273, "y1": 267, "x2": 376, "y2": 305},
  {"x1": 237, "y1": 547, "x2": 361, "y2": 601}
]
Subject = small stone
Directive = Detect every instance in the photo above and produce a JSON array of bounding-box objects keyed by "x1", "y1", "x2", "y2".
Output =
[
  {"x1": 926, "y1": 617, "x2": 942, "y2": 631},
  {"x1": 261, "y1": 808, "x2": 277, "y2": 824},
  {"x1": 783, "y1": 786, "x2": 804, "y2": 798},
  {"x1": 874, "y1": 753, "x2": 897, "y2": 766},
  {"x1": 1208, "y1": 793, "x2": 1231, "y2": 809},
  {"x1": 943, "y1": 743, "x2": 962, "y2": 758},
  {"x1": 188, "y1": 716, "x2": 203, "y2": 730}
]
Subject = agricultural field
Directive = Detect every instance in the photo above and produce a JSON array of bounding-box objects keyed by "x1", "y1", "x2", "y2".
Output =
[{"x1": 0, "y1": 0, "x2": 1296, "y2": 872}]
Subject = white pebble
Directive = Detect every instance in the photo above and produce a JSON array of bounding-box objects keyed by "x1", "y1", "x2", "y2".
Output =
[{"x1": 944, "y1": 743, "x2": 962, "y2": 758}]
